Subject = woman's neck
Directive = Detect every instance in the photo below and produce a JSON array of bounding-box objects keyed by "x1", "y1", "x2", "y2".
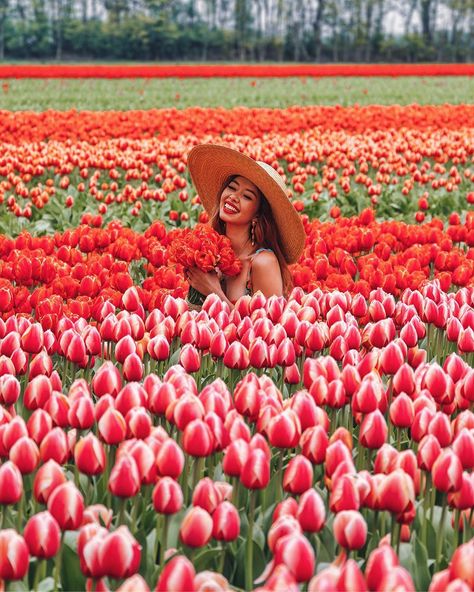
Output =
[{"x1": 225, "y1": 223, "x2": 254, "y2": 258}]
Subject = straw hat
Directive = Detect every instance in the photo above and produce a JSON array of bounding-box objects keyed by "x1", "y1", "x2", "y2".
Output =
[{"x1": 187, "y1": 144, "x2": 305, "y2": 264}]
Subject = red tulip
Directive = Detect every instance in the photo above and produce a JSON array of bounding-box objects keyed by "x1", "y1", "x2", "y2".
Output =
[
  {"x1": 108, "y1": 454, "x2": 141, "y2": 498},
  {"x1": 378, "y1": 469, "x2": 415, "y2": 514},
  {"x1": 416, "y1": 435, "x2": 442, "y2": 471},
  {"x1": 432, "y1": 449, "x2": 463, "y2": 493},
  {"x1": 152, "y1": 477, "x2": 183, "y2": 514},
  {"x1": 39, "y1": 426, "x2": 69, "y2": 464},
  {"x1": 75, "y1": 434, "x2": 106, "y2": 475},
  {"x1": 179, "y1": 344, "x2": 201, "y2": 373},
  {"x1": 359, "y1": 410, "x2": 388, "y2": 449},
  {"x1": 98, "y1": 408, "x2": 127, "y2": 445},
  {"x1": 427, "y1": 411, "x2": 453, "y2": 447},
  {"x1": 27, "y1": 408, "x2": 53, "y2": 445},
  {"x1": 99, "y1": 526, "x2": 141, "y2": 579},
  {"x1": 330, "y1": 474, "x2": 360, "y2": 512},
  {"x1": 378, "y1": 566, "x2": 415, "y2": 592},
  {"x1": 325, "y1": 440, "x2": 353, "y2": 478},
  {"x1": 452, "y1": 428, "x2": 474, "y2": 470},
  {"x1": 0, "y1": 374, "x2": 20, "y2": 406},
  {"x1": 0, "y1": 529, "x2": 30, "y2": 581},
  {"x1": 308, "y1": 566, "x2": 340, "y2": 592},
  {"x1": 428, "y1": 569, "x2": 451, "y2": 592},
  {"x1": 182, "y1": 419, "x2": 214, "y2": 457},
  {"x1": 389, "y1": 393, "x2": 414, "y2": 429},
  {"x1": 267, "y1": 409, "x2": 301, "y2": 449},
  {"x1": 379, "y1": 342, "x2": 404, "y2": 375},
  {"x1": 21, "y1": 322, "x2": 44, "y2": 354},
  {"x1": 212, "y1": 501, "x2": 240, "y2": 541},
  {"x1": 78, "y1": 524, "x2": 108, "y2": 578},
  {"x1": 365, "y1": 543, "x2": 399, "y2": 591},
  {"x1": 126, "y1": 407, "x2": 152, "y2": 440},
  {"x1": 448, "y1": 472, "x2": 474, "y2": 510},
  {"x1": 449, "y1": 541, "x2": 474, "y2": 588},
  {"x1": 337, "y1": 559, "x2": 367, "y2": 592},
  {"x1": 156, "y1": 438, "x2": 184, "y2": 479},
  {"x1": 117, "y1": 575, "x2": 150, "y2": 592},
  {"x1": 9, "y1": 436, "x2": 40, "y2": 474},
  {"x1": 192, "y1": 477, "x2": 222, "y2": 514},
  {"x1": 155, "y1": 555, "x2": 196, "y2": 592},
  {"x1": 68, "y1": 396, "x2": 95, "y2": 430},
  {"x1": 333, "y1": 510, "x2": 367, "y2": 550},
  {"x1": 240, "y1": 448, "x2": 270, "y2": 490},
  {"x1": 93, "y1": 361, "x2": 122, "y2": 397},
  {"x1": 81, "y1": 504, "x2": 113, "y2": 528},
  {"x1": 273, "y1": 533, "x2": 315, "y2": 583},
  {"x1": 283, "y1": 455, "x2": 313, "y2": 495},
  {"x1": 297, "y1": 488, "x2": 325, "y2": 533},
  {"x1": 23, "y1": 374, "x2": 52, "y2": 410},
  {"x1": 0, "y1": 460, "x2": 22, "y2": 504},
  {"x1": 264, "y1": 564, "x2": 299, "y2": 592},
  {"x1": 47, "y1": 481, "x2": 84, "y2": 530},
  {"x1": 33, "y1": 459, "x2": 67, "y2": 504},
  {"x1": 179, "y1": 506, "x2": 213, "y2": 547},
  {"x1": 173, "y1": 394, "x2": 205, "y2": 431},
  {"x1": 300, "y1": 425, "x2": 329, "y2": 465},
  {"x1": 24, "y1": 511, "x2": 61, "y2": 558},
  {"x1": 223, "y1": 341, "x2": 249, "y2": 370}
]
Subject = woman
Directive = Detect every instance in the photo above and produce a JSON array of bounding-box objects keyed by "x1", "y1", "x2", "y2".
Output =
[{"x1": 186, "y1": 144, "x2": 305, "y2": 307}]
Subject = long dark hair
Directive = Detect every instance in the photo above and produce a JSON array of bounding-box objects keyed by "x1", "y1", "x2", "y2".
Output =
[{"x1": 210, "y1": 175, "x2": 293, "y2": 296}]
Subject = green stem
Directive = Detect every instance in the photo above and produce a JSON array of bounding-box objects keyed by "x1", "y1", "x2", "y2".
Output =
[
  {"x1": 246, "y1": 490, "x2": 257, "y2": 592},
  {"x1": 435, "y1": 493, "x2": 448, "y2": 571},
  {"x1": 33, "y1": 559, "x2": 43, "y2": 592},
  {"x1": 117, "y1": 497, "x2": 127, "y2": 526},
  {"x1": 218, "y1": 544, "x2": 226, "y2": 574},
  {"x1": 54, "y1": 532, "x2": 65, "y2": 592},
  {"x1": 192, "y1": 456, "x2": 204, "y2": 491},
  {"x1": 17, "y1": 493, "x2": 24, "y2": 531},
  {"x1": 159, "y1": 514, "x2": 170, "y2": 570}
]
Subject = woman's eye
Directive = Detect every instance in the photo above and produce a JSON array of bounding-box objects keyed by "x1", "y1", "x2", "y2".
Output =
[{"x1": 244, "y1": 195, "x2": 252, "y2": 200}]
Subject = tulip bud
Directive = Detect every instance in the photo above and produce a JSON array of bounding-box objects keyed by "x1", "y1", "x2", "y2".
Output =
[
  {"x1": 432, "y1": 449, "x2": 463, "y2": 493},
  {"x1": 337, "y1": 559, "x2": 367, "y2": 592},
  {"x1": 98, "y1": 408, "x2": 127, "y2": 445},
  {"x1": 297, "y1": 488, "x2": 325, "y2": 533},
  {"x1": 108, "y1": 454, "x2": 141, "y2": 498},
  {"x1": 156, "y1": 438, "x2": 185, "y2": 479},
  {"x1": 47, "y1": 481, "x2": 84, "y2": 530},
  {"x1": 0, "y1": 529, "x2": 30, "y2": 581},
  {"x1": 9, "y1": 436, "x2": 39, "y2": 474},
  {"x1": 33, "y1": 459, "x2": 67, "y2": 504},
  {"x1": 0, "y1": 374, "x2": 20, "y2": 406},
  {"x1": 0, "y1": 460, "x2": 23, "y2": 504},
  {"x1": 416, "y1": 435, "x2": 441, "y2": 472},
  {"x1": 330, "y1": 474, "x2": 360, "y2": 512},
  {"x1": 300, "y1": 426, "x2": 329, "y2": 465},
  {"x1": 359, "y1": 410, "x2": 388, "y2": 449},
  {"x1": 74, "y1": 433, "x2": 106, "y2": 476},
  {"x1": 449, "y1": 541, "x2": 474, "y2": 588},
  {"x1": 241, "y1": 448, "x2": 270, "y2": 490},
  {"x1": 192, "y1": 477, "x2": 222, "y2": 514},
  {"x1": 99, "y1": 526, "x2": 141, "y2": 579},
  {"x1": 182, "y1": 419, "x2": 214, "y2": 457},
  {"x1": 273, "y1": 533, "x2": 315, "y2": 582},
  {"x1": 267, "y1": 409, "x2": 301, "y2": 449},
  {"x1": 152, "y1": 477, "x2": 183, "y2": 514},
  {"x1": 24, "y1": 511, "x2": 61, "y2": 558},
  {"x1": 333, "y1": 510, "x2": 367, "y2": 550},
  {"x1": 365, "y1": 543, "x2": 399, "y2": 591},
  {"x1": 212, "y1": 501, "x2": 240, "y2": 541},
  {"x1": 389, "y1": 393, "x2": 414, "y2": 429},
  {"x1": 179, "y1": 506, "x2": 213, "y2": 547},
  {"x1": 378, "y1": 469, "x2": 415, "y2": 514},
  {"x1": 378, "y1": 566, "x2": 415, "y2": 592},
  {"x1": 39, "y1": 426, "x2": 69, "y2": 464},
  {"x1": 156, "y1": 555, "x2": 196, "y2": 592},
  {"x1": 452, "y1": 428, "x2": 474, "y2": 470},
  {"x1": 283, "y1": 455, "x2": 313, "y2": 495}
]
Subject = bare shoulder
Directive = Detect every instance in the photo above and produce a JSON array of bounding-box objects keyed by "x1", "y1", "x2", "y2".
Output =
[{"x1": 251, "y1": 249, "x2": 280, "y2": 271}]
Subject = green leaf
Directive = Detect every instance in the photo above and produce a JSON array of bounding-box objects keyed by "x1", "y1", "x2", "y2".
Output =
[
  {"x1": 61, "y1": 533, "x2": 86, "y2": 592},
  {"x1": 412, "y1": 534, "x2": 432, "y2": 592}
]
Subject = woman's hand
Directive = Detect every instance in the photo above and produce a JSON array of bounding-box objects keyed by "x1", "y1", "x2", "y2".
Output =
[{"x1": 186, "y1": 267, "x2": 223, "y2": 297}]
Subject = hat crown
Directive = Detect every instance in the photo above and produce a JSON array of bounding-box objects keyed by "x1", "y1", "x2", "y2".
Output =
[{"x1": 256, "y1": 161, "x2": 287, "y2": 194}]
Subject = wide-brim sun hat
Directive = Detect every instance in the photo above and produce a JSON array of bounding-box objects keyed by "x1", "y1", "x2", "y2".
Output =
[{"x1": 187, "y1": 144, "x2": 306, "y2": 264}]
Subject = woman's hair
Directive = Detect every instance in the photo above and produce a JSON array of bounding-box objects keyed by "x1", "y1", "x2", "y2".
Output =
[{"x1": 210, "y1": 175, "x2": 293, "y2": 296}]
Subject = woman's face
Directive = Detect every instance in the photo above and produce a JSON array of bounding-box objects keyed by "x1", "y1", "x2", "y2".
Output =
[{"x1": 219, "y1": 175, "x2": 261, "y2": 225}]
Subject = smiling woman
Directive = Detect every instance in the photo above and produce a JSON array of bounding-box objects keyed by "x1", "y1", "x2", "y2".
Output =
[{"x1": 186, "y1": 144, "x2": 306, "y2": 308}]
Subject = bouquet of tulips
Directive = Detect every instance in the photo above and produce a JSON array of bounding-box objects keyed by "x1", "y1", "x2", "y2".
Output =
[{"x1": 167, "y1": 224, "x2": 242, "y2": 306}]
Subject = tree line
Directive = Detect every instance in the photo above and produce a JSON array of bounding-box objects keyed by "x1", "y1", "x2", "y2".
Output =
[{"x1": 0, "y1": 0, "x2": 473, "y2": 62}]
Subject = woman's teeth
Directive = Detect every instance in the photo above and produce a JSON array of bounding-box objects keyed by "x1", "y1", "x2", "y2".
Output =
[{"x1": 224, "y1": 203, "x2": 239, "y2": 214}]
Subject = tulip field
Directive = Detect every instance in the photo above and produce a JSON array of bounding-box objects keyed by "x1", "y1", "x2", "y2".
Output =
[{"x1": 0, "y1": 70, "x2": 473, "y2": 592}]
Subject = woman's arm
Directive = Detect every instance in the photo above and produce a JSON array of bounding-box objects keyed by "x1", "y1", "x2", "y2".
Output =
[
  {"x1": 250, "y1": 251, "x2": 284, "y2": 297},
  {"x1": 186, "y1": 268, "x2": 235, "y2": 309}
]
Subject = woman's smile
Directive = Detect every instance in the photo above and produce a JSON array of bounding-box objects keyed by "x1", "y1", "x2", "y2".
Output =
[{"x1": 219, "y1": 175, "x2": 261, "y2": 224}]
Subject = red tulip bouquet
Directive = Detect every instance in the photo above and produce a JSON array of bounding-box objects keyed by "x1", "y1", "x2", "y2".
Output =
[{"x1": 167, "y1": 224, "x2": 242, "y2": 306}]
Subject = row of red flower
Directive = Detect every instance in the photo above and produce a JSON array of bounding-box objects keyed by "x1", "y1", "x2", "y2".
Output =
[
  {"x1": 0, "y1": 276, "x2": 472, "y2": 589},
  {"x1": 1, "y1": 63, "x2": 474, "y2": 78},
  {"x1": 0, "y1": 210, "x2": 473, "y2": 326},
  {"x1": 2, "y1": 105, "x2": 474, "y2": 143}
]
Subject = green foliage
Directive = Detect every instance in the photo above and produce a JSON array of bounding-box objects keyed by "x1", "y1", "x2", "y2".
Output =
[{"x1": 1, "y1": 76, "x2": 474, "y2": 111}]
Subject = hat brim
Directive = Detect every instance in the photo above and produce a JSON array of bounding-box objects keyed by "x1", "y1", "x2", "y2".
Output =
[{"x1": 187, "y1": 144, "x2": 305, "y2": 264}]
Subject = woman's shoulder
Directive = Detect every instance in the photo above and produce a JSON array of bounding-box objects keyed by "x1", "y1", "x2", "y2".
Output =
[{"x1": 251, "y1": 247, "x2": 279, "y2": 269}]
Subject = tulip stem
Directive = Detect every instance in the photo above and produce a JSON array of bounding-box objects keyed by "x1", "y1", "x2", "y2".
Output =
[
  {"x1": 421, "y1": 472, "x2": 431, "y2": 547},
  {"x1": 453, "y1": 508, "x2": 460, "y2": 552},
  {"x1": 192, "y1": 456, "x2": 204, "y2": 491},
  {"x1": 246, "y1": 490, "x2": 256, "y2": 592},
  {"x1": 435, "y1": 493, "x2": 448, "y2": 571},
  {"x1": 16, "y1": 493, "x2": 24, "y2": 530},
  {"x1": 33, "y1": 559, "x2": 44, "y2": 592},
  {"x1": 54, "y1": 532, "x2": 65, "y2": 592},
  {"x1": 159, "y1": 514, "x2": 170, "y2": 569},
  {"x1": 118, "y1": 497, "x2": 127, "y2": 526},
  {"x1": 218, "y1": 544, "x2": 226, "y2": 574}
]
